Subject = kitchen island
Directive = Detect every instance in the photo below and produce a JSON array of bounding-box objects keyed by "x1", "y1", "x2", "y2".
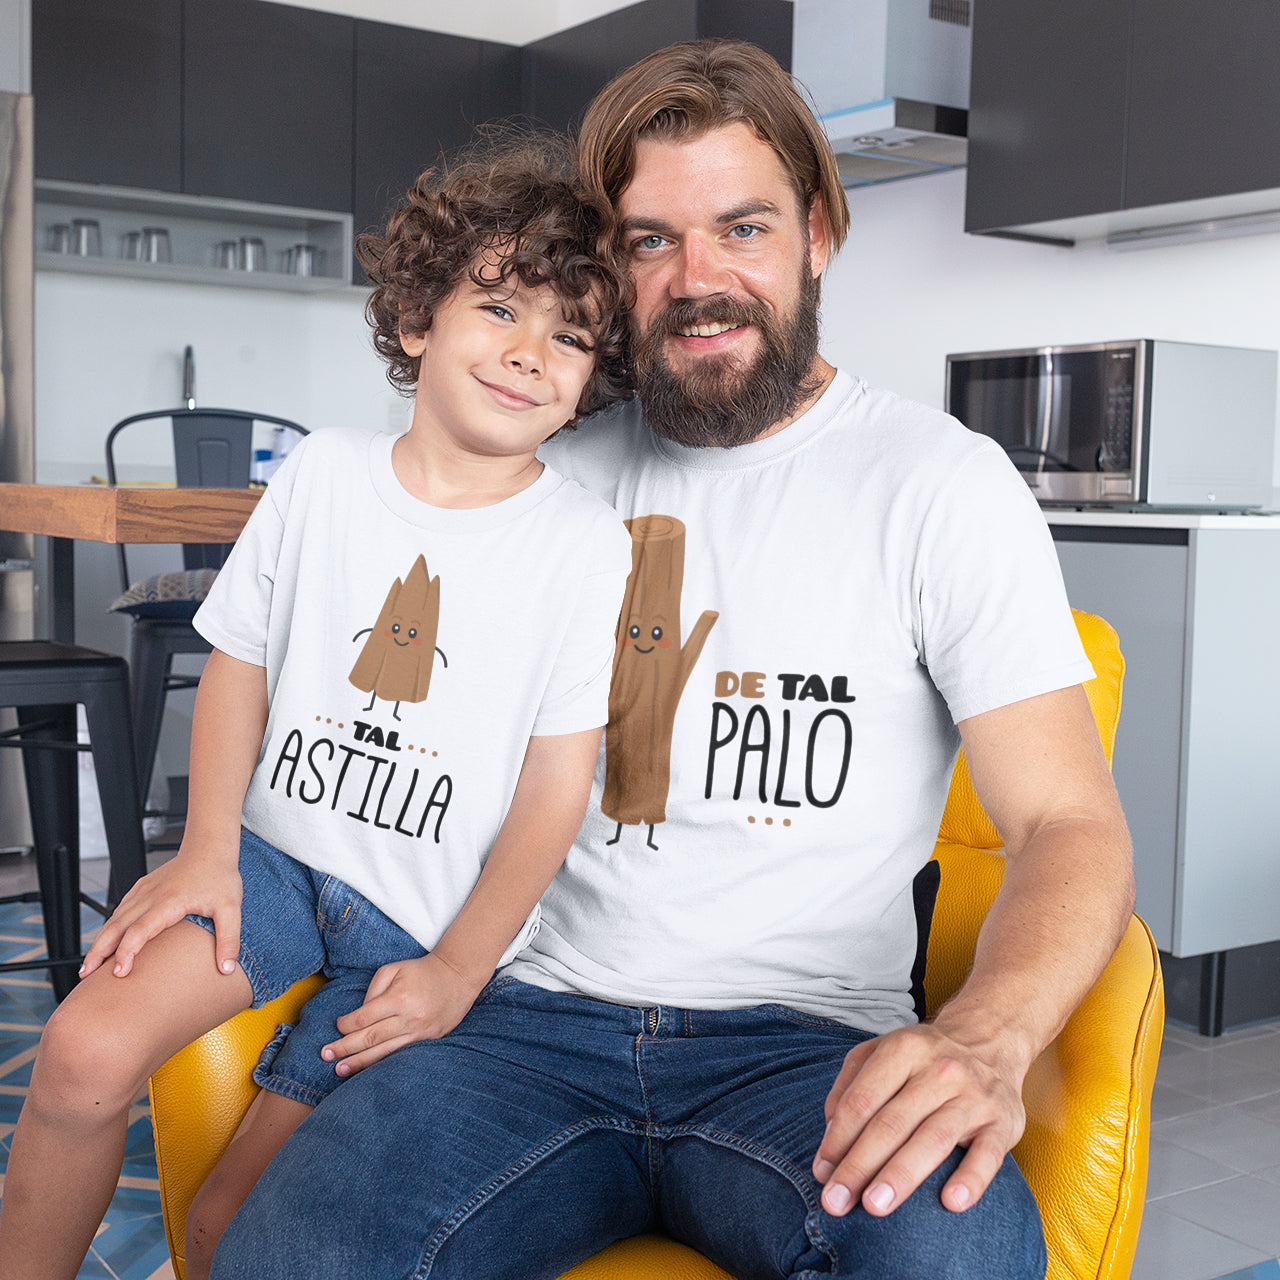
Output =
[{"x1": 1045, "y1": 508, "x2": 1280, "y2": 1032}]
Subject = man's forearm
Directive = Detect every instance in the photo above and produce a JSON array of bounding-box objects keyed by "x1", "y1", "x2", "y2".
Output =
[
  {"x1": 931, "y1": 809, "x2": 1135, "y2": 1080},
  {"x1": 812, "y1": 683, "x2": 1136, "y2": 1218}
]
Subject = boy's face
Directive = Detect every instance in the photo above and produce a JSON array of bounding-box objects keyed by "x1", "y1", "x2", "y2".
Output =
[{"x1": 399, "y1": 267, "x2": 598, "y2": 460}]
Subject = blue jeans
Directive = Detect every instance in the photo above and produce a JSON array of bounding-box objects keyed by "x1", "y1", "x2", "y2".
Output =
[
  {"x1": 189, "y1": 830, "x2": 427, "y2": 1103},
  {"x1": 212, "y1": 979, "x2": 1046, "y2": 1280}
]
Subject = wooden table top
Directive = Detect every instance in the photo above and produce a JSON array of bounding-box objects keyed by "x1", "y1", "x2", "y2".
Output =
[{"x1": 0, "y1": 483, "x2": 261, "y2": 544}]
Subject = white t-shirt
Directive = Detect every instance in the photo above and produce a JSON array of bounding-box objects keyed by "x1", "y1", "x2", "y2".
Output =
[
  {"x1": 194, "y1": 427, "x2": 632, "y2": 960},
  {"x1": 506, "y1": 370, "x2": 1093, "y2": 1032}
]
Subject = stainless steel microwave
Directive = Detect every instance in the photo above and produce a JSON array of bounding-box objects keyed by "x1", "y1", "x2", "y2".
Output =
[{"x1": 944, "y1": 340, "x2": 1278, "y2": 508}]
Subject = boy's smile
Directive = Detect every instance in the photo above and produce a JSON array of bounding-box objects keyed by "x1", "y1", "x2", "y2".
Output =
[{"x1": 396, "y1": 272, "x2": 597, "y2": 501}]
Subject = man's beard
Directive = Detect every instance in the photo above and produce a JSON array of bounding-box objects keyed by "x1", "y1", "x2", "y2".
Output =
[{"x1": 632, "y1": 266, "x2": 822, "y2": 449}]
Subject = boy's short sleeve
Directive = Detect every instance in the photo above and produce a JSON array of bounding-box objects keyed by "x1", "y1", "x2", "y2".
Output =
[
  {"x1": 192, "y1": 445, "x2": 303, "y2": 667},
  {"x1": 529, "y1": 511, "x2": 631, "y2": 737}
]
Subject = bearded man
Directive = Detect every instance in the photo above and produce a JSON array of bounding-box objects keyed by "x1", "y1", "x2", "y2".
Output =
[{"x1": 213, "y1": 39, "x2": 1133, "y2": 1280}]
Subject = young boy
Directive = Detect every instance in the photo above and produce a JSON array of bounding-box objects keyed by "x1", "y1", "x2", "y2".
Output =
[{"x1": 0, "y1": 140, "x2": 634, "y2": 1280}]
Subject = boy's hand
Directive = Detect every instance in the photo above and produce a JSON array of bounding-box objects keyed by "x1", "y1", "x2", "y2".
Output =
[
  {"x1": 79, "y1": 849, "x2": 243, "y2": 980},
  {"x1": 322, "y1": 953, "x2": 482, "y2": 1076}
]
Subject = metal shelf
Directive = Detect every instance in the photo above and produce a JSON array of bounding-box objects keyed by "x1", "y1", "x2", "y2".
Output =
[{"x1": 35, "y1": 180, "x2": 352, "y2": 290}]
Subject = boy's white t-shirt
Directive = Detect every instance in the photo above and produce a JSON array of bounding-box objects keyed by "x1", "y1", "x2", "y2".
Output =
[
  {"x1": 508, "y1": 370, "x2": 1094, "y2": 1033},
  {"x1": 194, "y1": 427, "x2": 632, "y2": 961}
]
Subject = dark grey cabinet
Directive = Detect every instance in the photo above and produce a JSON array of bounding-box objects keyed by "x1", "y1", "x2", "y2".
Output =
[
  {"x1": 183, "y1": 0, "x2": 354, "y2": 211},
  {"x1": 34, "y1": 0, "x2": 792, "y2": 235},
  {"x1": 1126, "y1": 0, "x2": 1280, "y2": 210},
  {"x1": 353, "y1": 22, "x2": 521, "y2": 246},
  {"x1": 524, "y1": 0, "x2": 792, "y2": 134},
  {"x1": 966, "y1": 0, "x2": 1280, "y2": 240},
  {"x1": 32, "y1": 0, "x2": 182, "y2": 192},
  {"x1": 964, "y1": 0, "x2": 1127, "y2": 235}
]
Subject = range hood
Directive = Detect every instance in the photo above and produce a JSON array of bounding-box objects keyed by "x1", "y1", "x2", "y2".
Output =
[{"x1": 793, "y1": 0, "x2": 972, "y2": 187}]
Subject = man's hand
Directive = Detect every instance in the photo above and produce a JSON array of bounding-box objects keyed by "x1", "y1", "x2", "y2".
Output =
[
  {"x1": 811, "y1": 1019, "x2": 1028, "y2": 1218},
  {"x1": 79, "y1": 849, "x2": 243, "y2": 979},
  {"x1": 811, "y1": 684, "x2": 1133, "y2": 1219},
  {"x1": 322, "y1": 952, "x2": 482, "y2": 1077}
]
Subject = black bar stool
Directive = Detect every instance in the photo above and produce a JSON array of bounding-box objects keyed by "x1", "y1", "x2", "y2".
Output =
[{"x1": 0, "y1": 641, "x2": 148, "y2": 1001}]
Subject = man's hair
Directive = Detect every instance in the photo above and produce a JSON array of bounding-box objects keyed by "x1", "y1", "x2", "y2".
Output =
[
  {"x1": 577, "y1": 39, "x2": 849, "y2": 258},
  {"x1": 357, "y1": 133, "x2": 633, "y2": 421}
]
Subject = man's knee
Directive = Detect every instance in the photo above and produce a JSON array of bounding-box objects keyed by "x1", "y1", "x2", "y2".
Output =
[{"x1": 830, "y1": 1152, "x2": 1046, "y2": 1280}]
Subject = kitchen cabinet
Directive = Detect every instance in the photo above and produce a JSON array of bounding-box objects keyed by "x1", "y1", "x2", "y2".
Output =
[
  {"x1": 524, "y1": 0, "x2": 792, "y2": 134},
  {"x1": 963, "y1": 0, "x2": 1126, "y2": 237},
  {"x1": 1126, "y1": 0, "x2": 1280, "y2": 209},
  {"x1": 183, "y1": 0, "x2": 354, "y2": 212},
  {"x1": 1048, "y1": 516, "x2": 1280, "y2": 961},
  {"x1": 33, "y1": 0, "x2": 792, "y2": 252},
  {"x1": 352, "y1": 22, "x2": 521, "y2": 261},
  {"x1": 32, "y1": 0, "x2": 181, "y2": 192},
  {"x1": 966, "y1": 0, "x2": 1280, "y2": 244}
]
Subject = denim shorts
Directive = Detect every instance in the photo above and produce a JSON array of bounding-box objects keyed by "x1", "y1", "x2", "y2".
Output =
[{"x1": 188, "y1": 829, "x2": 426, "y2": 1105}]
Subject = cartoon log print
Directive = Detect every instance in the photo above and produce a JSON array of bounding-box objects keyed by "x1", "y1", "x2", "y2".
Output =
[
  {"x1": 348, "y1": 554, "x2": 444, "y2": 721},
  {"x1": 603, "y1": 515, "x2": 718, "y2": 849}
]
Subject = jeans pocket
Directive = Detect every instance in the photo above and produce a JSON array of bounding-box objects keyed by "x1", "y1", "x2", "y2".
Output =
[
  {"x1": 315, "y1": 875, "x2": 363, "y2": 938},
  {"x1": 761, "y1": 1003, "x2": 864, "y2": 1033},
  {"x1": 471, "y1": 974, "x2": 520, "y2": 1006}
]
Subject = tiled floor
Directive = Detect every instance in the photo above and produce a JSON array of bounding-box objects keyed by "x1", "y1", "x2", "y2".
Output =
[
  {"x1": 1135, "y1": 1018, "x2": 1280, "y2": 1280},
  {"x1": 1, "y1": 850, "x2": 1278, "y2": 1280}
]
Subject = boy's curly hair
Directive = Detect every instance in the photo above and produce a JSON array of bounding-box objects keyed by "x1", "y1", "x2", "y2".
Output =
[{"x1": 357, "y1": 132, "x2": 634, "y2": 426}]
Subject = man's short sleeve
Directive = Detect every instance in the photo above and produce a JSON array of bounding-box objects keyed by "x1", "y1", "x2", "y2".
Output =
[{"x1": 916, "y1": 439, "x2": 1094, "y2": 724}]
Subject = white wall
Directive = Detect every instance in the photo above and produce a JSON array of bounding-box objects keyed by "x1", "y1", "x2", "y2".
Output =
[
  {"x1": 821, "y1": 168, "x2": 1280, "y2": 493},
  {"x1": 38, "y1": 165, "x2": 1280, "y2": 481},
  {"x1": 34, "y1": 275, "x2": 402, "y2": 482}
]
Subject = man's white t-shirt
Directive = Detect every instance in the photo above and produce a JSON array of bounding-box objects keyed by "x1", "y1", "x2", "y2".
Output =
[
  {"x1": 508, "y1": 370, "x2": 1093, "y2": 1033},
  {"x1": 194, "y1": 427, "x2": 632, "y2": 962}
]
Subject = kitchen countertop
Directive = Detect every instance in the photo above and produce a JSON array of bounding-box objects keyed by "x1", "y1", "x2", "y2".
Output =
[{"x1": 1041, "y1": 508, "x2": 1280, "y2": 529}]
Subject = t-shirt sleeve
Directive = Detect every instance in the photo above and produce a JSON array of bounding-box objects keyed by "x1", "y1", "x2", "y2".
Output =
[
  {"x1": 530, "y1": 510, "x2": 632, "y2": 737},
  {"x1": 916, "y1": 439, "x2": 1094, "y2": 724},
  {"x1": 191, "y1": 445, "x2": 303, "y2": 667}
]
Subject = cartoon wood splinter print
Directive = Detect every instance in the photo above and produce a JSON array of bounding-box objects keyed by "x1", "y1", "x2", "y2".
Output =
[
  {"x1": 349, "y1": 553, "x2": 446, "y2": 721},
  {"x1": 603, "y1": 514, "x2": 718, "y2": 849}
]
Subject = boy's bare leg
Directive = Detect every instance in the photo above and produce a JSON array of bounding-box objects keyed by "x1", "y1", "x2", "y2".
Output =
[
  {"x1": 0, "y1": 920, "x2": 253, "y2": 1280},
  {"x1": 185, "y1": 1089, "x2": 314, "y2": 1280}
]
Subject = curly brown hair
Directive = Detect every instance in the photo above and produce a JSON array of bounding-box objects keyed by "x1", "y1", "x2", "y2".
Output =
[{"x1": 357, "y1": 133, "x2": 634, "y2": 426}]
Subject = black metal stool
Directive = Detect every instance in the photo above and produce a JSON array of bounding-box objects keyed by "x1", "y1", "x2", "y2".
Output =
[{"x1": 0, "y1": 641, "x2": 148, "y2": 1001}]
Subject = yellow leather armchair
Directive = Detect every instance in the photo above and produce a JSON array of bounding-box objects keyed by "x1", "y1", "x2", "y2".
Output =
[{"x1": 150, "y1": 610, "x2": 1162, "y2": 1280}]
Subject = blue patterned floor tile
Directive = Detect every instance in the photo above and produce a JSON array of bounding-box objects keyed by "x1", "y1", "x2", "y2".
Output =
[
  {"x1": 74, "y1": 1250, "x2": 115, "y2": 1278},
  {"x1": 1217, "y1": 1262, "x2": 1280, "y2": 1280},
  {"x1": 90, "y1": 1211, "x2": 171, "y2": 1279},
  {"x1": 0, "y1": 983, "x2": 57, "y2": 1022}
]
